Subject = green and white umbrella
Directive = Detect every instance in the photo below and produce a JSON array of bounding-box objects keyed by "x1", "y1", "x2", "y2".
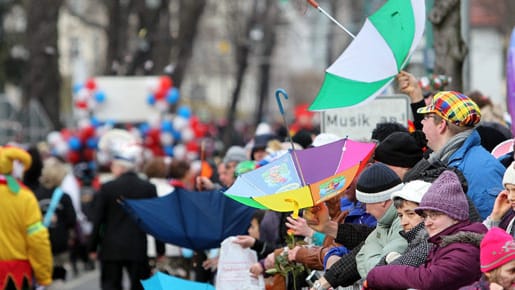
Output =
[{"x1": 309, "y1": 0, "x2": 425, "y2": 111}]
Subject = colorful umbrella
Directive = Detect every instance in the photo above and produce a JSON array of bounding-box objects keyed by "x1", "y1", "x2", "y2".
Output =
[
  {"x1": 308, "y1": 0, "x2": 425, "y2": 110},
  {"x1": 141, "y1": 272, "x2": 215, "y2": 290},
  {"x1": 120, "y1": 187, "x2": 256, "y2": 250},
  {"x1": 508, "y1": 27, "x2": 515, "y2": 136},
  {"x1": 225, "y1": 137, "x2": 375, "y2": 216}
]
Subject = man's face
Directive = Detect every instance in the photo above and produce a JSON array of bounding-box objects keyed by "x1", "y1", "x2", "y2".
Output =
[
  {"x1": 396, "y1": 200, "x2": 424, "y2": 232},
  {"x1": 365, "y1": 201, "x2": 388, "y2": 220},
  {"x1": 219, "y1": 162, "x2": 237, "y2": 187},
  {"x1": 421, "y1": 113, "x2": 444, "y2": 151}
]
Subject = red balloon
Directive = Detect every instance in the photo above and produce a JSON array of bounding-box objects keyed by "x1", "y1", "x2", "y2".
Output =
[
  {"x1": 186, "y1": 141, "x2": 199, "y2": 153},
  {"x1": 80, "y1": 125, "x2": 95, "y2": 140},
  {"x1": 85, "y1": 78, "x2": 97, "y2": 90},
  {"x1": 159, "y1": 76, "x2": 173, "y2": 91},
  {"x1": 67, "y1": 151, "x2": 81, "y2": 164},
  {"x1": 60, "y1": 128, "x2": 72, "y2": 141},
  {"x1": 155, "y1": 88, "x2": 166, "y2": 100},
  {"x1": 75, "y1": 100, "x2": 88, "y2": 109},
  {"x1": 83, "y1": 149, "x2": 95, "y2": 161}
]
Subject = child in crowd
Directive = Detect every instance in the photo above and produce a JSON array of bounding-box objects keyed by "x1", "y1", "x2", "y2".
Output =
[
  {"x1": 484, "y1": 161, "x2": 515, "y2": 237},
  {"x1": 460, "y1": 227, "x2": 515, "y2": 290}
]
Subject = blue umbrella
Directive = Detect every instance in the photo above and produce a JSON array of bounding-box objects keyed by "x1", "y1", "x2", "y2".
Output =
[
  {"x1": 121, "y1": 187, "x2": 256, "y2": 250},
  {"x1": 141, "y1": 272, "x2": 215, "y2": 290}
]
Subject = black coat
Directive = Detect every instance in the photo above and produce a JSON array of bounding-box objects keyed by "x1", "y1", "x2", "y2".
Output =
[
  {"x1": 36, "y1": 187, "x2": 77, "y2": 255},
  {"x1": 88, "y1": 171, "x2": 157, "y2": 261}
]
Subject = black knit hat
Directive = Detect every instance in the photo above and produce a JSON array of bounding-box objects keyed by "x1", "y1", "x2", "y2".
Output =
[
  {"x1": 356, "y1": 163, "x2": 403, "y2": 203},
  {"x1": 374, "y1": 132, "x2": 423, "y2": 168}
]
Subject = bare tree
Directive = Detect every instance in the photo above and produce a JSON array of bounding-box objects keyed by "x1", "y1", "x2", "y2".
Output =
[
  {"x1": 223, "y1": 0, "x2": 258, "y2": 146},
  {"x1": 430, "y1": 0, "x2": 467, "y2": 91},
  {"x1": 254, "y1": 0, "x2": 279, "y2": 126},
  {"x1": 25, "y1": 0, "x2": 64, "y2": 129},
  {"x1": 170, "y1": 0, "x2": 207, "y2": 87}
]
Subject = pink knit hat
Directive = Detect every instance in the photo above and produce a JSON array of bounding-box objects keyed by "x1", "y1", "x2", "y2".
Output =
[{"x1": 480, "y1": 227, "x2": 515, "y2": 273}]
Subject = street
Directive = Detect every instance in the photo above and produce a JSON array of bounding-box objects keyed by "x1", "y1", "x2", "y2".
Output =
[{"x1": 62, "y1": 269, "x2": 100, "y2": 290}]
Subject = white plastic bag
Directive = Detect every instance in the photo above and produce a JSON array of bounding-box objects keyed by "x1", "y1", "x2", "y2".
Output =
[{"x1": 215, "y1": 237, "x2": 265, "y2": 290}]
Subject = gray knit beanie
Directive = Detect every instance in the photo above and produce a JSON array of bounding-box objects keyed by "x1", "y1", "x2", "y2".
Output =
[
  {"x1": 415, "y1": 170, "x2": 469, "y2": 221},
  {"x1": 356, "y1": 163, "x2": 403, "y2": 203}
]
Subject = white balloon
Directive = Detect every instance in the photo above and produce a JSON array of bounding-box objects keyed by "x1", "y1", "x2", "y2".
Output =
[
  {"x1": 146, "y1": 78, "x2": 159, "y2": 92},
  {"x1": 148, "y1": 114, "x2": 161, "y2": 129},
  {"x1": 155, "y1": 100, "x2": 169, "y2": 112},
  {"x1": 77, "y1": 118, "x2": 91, "y2": 130},
  {"x1": 173, "y1": 116, "x2": 188, "y2": 131},
  {"x1": 47, "y1": 131, "x2": 63, "y2": 145},
  {"x1": 160, "y1": 132, "x2": 174, "y2": 146},
  {"x1": 173, "y1": 144, "x2": 186, "y2": 160},
  {"x1": 186, "y1": 151, "x2": 199, "y2": 162},
  {"x1": 54, "y1": 141, "x2": 69, "y2": 156},
  {"x1": 181, "y1": 128, "x2": 194, "y2": 142}
]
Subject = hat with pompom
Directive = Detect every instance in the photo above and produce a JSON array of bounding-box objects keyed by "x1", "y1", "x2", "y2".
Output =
[{"x1": 415, "y1": 170, "x2": 469, "y2": 221}]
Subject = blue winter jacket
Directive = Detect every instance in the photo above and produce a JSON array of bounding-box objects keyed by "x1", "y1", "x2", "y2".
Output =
[{"x1": 447, "y1": 130, "x2": 505, "y2": 219}]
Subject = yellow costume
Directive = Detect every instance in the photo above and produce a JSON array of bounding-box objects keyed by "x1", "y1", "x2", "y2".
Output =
[{"x1": 0, "y1": 146, "x2": 52, "y2": 289}]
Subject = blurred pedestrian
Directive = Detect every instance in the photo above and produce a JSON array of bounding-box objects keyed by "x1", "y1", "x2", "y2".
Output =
[
  {"x1": 35, "y1": 157, "x2": 77, "y2": 284},
  {"x1": 88, "y1": 144, "x2": 158, "y2": 290}
]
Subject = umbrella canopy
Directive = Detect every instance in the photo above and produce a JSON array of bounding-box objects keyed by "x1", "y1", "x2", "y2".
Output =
[
  {"x1": 141, "y1": 272, "x2": 215, "y2": 290},
  {"x1": 121, "y1": 187, "x2": 256, "y2": 250},
  {"x1": 491, "y1": 138, "x2": 514, "y2": 159},
  {"x1": 508, "y1": 27, "x2": 515, "y2": 136},
  {"x1": 225, "y1": 138, "x2": 375, "y2": 215},
  {"x1": 309, "y1": 0, "x2": 425, "y2": 110}
]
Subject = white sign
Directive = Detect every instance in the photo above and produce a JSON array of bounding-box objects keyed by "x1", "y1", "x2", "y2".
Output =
[
  {"x1": 93, "y1": 76, "x2": 161, "y2": 123},
  {"x1": 321, "y1": 95, "x2": 412, "y2": 140}
]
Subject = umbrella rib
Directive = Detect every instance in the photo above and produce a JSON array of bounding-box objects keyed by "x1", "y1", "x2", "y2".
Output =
[{"x1": 335, "y1": 137, "x2": 348, "y2": 172}]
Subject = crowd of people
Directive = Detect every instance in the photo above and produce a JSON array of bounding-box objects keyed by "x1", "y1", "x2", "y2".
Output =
[{"x1": 1, "y1": 70, "x2": 515, "y2": 290}]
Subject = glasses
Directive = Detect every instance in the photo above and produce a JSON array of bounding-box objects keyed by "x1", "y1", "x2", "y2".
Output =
[
  {"x1": 423, "y1": 114, "x2": 437, "y2": 120},
  {"x1": 419, "y1": 210, "x2": 444, "y2": 220}
]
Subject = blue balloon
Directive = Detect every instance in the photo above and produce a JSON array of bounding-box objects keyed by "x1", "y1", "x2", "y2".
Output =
[
  {"x1": 90, "y1": 117, "x2": 101, "y2": 128},
  {"x1": 94, "y1": 91, "x2": 106, "y2": 103},
  {"x1": 161, "y1": 120, "x2": 173, "y2": 132},
  {"x1": 147, "y1": 94, "x2": 156, "y2": 105},
  {"x1": 166, "y1": 87, "x2": 180, "y2": 104},
  {"x1": 139, "y1": 123, "x2": 150, "y2": 136},
  {"x1": 105, "y1": 119, "x2": 116, "y2": 127},
  {"x1": 68, "y1": 136, "x2": 82, "y2": 151},
  {"x1": 171, "y1": 128, "x2": 181, "y2": 141},
  {"x1": 177, "y1": 106, "x2": 191, "y2": 119},
  {"x1": 164, "y1": 145, "x2": 174, "y2": 157},
  {"x1": 72, "y1": 83, "x2": 83, "y2": 94},
  {"x1": 86, "y1": 137, "x2": 98, "y2": 149},
  {"x1": 88, "y1": 161, "x2": 97, "y2": 171}
]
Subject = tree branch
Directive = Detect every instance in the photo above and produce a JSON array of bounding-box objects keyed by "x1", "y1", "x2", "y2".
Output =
[{"x1": 63, "y1": 3, "x2": 107, "y2": 32}]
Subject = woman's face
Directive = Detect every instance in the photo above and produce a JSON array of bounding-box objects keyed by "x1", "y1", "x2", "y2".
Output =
[
  {"x1": 397, "y1": 200, "x2": 424, "y2": 232},
  {"x1": 487, "y1": 260, "x2": 515, "y2": 289},
  {"x1": 422, "y1": 210, "x2": 457, "y2": 237},
  {"x1": 248, "y1": 218, "x2": 260, "y2": 240}
]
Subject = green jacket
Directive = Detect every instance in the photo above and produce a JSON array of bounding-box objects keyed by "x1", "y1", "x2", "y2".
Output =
[{"x1": 355, "y1": 204, "x2": 407, "y2": 277}]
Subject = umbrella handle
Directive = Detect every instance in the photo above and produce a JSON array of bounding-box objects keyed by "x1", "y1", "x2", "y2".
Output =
[
  {"x1": 285, "y1": 198, "x2": 300, "y2": 219},
  {"x1": 275, "y1": 88, "x2": 288, "y2": 115},
  {"x1": 306, "y1": 0, "x2": 319, "y2": 8}
]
